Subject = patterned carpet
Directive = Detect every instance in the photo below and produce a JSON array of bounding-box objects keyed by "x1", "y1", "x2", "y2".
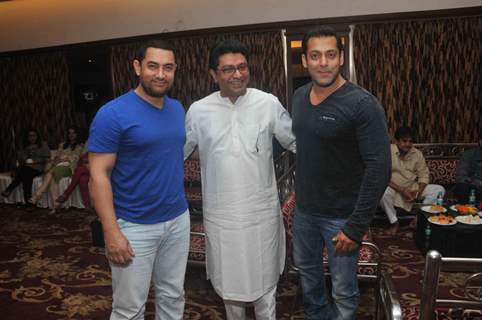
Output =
[{"x1": 0, "y1": 204, "x2": 479, "y2": 319}]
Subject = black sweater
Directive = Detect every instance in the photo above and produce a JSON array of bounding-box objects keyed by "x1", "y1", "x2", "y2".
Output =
[{"x1": 292, "y1": 81, "x2": 391, "y2": 243}]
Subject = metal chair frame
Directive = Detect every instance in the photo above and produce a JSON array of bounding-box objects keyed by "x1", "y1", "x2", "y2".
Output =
[{"x1": 420, "y1": 250, "x2": 482, "y2": 320}]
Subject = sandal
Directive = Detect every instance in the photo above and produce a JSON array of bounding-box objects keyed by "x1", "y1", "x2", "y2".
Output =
[
  {"x1": 28, "y1": 193, "x2": 42, "y2": 205},
  {"x1": 56, "y1": 195, "x2": 67, "y2": 203}
]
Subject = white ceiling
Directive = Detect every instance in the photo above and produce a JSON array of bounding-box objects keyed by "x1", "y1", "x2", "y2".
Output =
[{"x1": 0, "y1": 0, "x2": 480, "y2": 53}]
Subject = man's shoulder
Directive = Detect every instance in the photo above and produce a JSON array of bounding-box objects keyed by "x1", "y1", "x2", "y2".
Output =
[
  {"x1": 345, "y1": 81, "x2": 371, "y2": 94},
  {"x1": 293, "y1": 82, "x2": 311, "y2": 99},
  {"x1": 190, "y1": 91, "x2": 219, "y2": 108},
  {"x1": 247, "y1": 87, "x2": 274, "y2": 98},
  {"x1": 164, "y1": 95, "x2": 184, "y2": 109},
  {"x1": 462, "y1": 147, "x2": 481, "y2": 158},
  {"x1": 247, "y1": 88, "x2": 282, "y2": 106},
  {"x1": 410, "y1": 146, "x2": 426, "y2": 161},
  {"x1": 92, "y1": 91, "x2": 143, "y2": 127},
  {"x1": 99, "y1": 91, "x2": 134, "y2": 112},
  {"x1": 187, "y1": 96, "x2": 210, "y2": 118},
  {"x1": 343, "y1": 82, "x2": 379, "y2": 106}
]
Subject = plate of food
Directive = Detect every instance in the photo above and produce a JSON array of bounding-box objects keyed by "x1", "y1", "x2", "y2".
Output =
[
  {"x1": 455, "y1": 215, "x2": 482, "y2": 225},
  {"x1": 421, "y1": 205, "x2": 447, "y2": 214},
  {"x1": 450, "y1": 204, "x2": 478, "y2": 215},
  {"x1": 428, "y1": 214, "x2": 456, "y2": 226}
]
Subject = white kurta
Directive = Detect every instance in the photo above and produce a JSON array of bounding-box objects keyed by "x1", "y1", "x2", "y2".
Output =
[{"x1": 184, "y1": 88, "x2": 296, "y2": 301}]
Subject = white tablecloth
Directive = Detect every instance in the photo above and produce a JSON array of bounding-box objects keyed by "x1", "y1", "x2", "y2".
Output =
[{"x1": 0, "y1": 173, "x2": 84, "y2": 209}]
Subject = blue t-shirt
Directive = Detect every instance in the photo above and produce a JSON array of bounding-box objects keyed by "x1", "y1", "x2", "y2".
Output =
[{"x1": 88, "y1": 90, "x2": 188, "y2": 224}]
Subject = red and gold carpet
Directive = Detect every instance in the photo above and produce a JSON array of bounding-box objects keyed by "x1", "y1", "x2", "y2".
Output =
[{"x1": 0, "y1": 204, "x2": 478, "y2": 319}]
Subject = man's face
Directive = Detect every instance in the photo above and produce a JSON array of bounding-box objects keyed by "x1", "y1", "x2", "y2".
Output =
[
  {"x1": 68, "y1": 128, "x2": 77, "y2": 143},
  {"x1": 395, "y1": 137, "x2": 413, "y2": 155},
  {"x1": 134, "y1": 48, "x2": 176, "y2": 98},
  {"x1": 28, "y1": 131, "x2": 38, "y2": 145},
  {"x1": 209, "y1": 53, "x2": 249, "y2": 102},
  {"x1": 302, "y1": 36, "x2": 344, "y2": 88}
]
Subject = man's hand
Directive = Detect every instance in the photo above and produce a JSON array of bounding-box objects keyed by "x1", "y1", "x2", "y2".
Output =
[
  {"x1": 333, "y1": 231, "x2": 359, "y2": 253},
  {"x1": 401, "y1": 188, "x2": 417, "y2": 202},
  {"x1": 104, "y1": 229, "x2": 135, "y2": 266}
]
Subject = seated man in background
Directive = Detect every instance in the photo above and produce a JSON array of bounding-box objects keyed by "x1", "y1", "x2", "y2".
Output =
[
  {"x1": 380, "y1": 126, "x2": 445, "y2": 234},
  {"x1": 453, "y1": 132, "x2": 482, "y2": 204}
]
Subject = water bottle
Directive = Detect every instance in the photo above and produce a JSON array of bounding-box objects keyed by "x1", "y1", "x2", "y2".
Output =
[
  {"x1": 424, "y1": 224, "x2": 431, "y2": 253},
  {"x1": 436, "y1": 192, "x2": 443, "y2": 206},
  {"x1": 468, "y1": 189, "x2": 476, "y2": 206}
]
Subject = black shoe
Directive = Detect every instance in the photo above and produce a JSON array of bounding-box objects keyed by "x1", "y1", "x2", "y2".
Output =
[{"x1": 1, "y1": 190, "x2": 11, "y2": 198}]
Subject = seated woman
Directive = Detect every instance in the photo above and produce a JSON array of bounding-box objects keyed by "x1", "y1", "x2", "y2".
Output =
[
  {"x1": 55, "y1": 151, "x2": 91, "y2": 209},
  {"x1": 29, "y1": 126, "x2": 84, "y2": 212},
  {"x1": 1, "y1": 129, "x2": 50, "y2": 202}
]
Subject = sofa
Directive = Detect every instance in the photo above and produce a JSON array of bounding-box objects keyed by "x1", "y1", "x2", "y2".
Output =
[{"x1": 414, "y1": 143, "x2": 477, "y2": 204}]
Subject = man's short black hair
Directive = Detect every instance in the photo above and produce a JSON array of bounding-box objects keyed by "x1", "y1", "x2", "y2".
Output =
[
  {"x1": 209, "y1": 39, "x2": 249, "y2": 71},
  {"x1": 302, "y1": 26, "x2": 344, "y2": 55},
  {"x1": 394, "y1": 126, "x2": 413, "y2": 140},
  {"x1": 135, "y1": 40, "x2": 176, "y2": 62}
]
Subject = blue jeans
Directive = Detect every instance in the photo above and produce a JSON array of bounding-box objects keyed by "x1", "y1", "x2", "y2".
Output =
[
  {"x1": 110, "y1": 210, "x2": 190, "y2": 320},
  {"x1": 293, "y1": 209, "x2": 360, "y2": 320}
]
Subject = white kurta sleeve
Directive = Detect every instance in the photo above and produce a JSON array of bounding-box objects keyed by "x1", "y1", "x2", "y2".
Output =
[
  {"x1": 272, "y1": 99, "x2": 296, "y2": 153},
  {"x1": 184, "y1": 107, "x2": 198, "y2": 160}
]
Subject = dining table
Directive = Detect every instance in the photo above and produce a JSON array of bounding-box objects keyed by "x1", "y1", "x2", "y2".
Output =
[{"x1": 414, "y1": 205, "x2": 482, "y2": 258}]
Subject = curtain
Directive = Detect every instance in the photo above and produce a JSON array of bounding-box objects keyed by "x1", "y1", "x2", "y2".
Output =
[
  {"x1": 0, "y1": 52, "x2": 74, "y2": 171},
  {"x1": 353, "y1": 16, "x2": 481, "y2": 143},
  {"x1": 111, "y1": 30, "x2": 287, "y2": 109}
]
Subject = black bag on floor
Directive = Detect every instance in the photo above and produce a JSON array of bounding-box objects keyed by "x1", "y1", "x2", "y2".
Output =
[{"x1": 90, "y1": 219, "x2": 105, "y2": 247}]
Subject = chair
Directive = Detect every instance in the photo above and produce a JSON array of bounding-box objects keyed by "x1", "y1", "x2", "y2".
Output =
[
  {"x1": 188, "y1": 219, "x2": 206, "y2": 266},
  {"x1": 184, "y1": 159, "x2": 202, "y2": 214},
  {"x1": 419, "y1": 250, "x2": 482, "y2": 320},
  {"x1": 31, "y1": 176, "x2": 85, "y2": 209},
  {"x1": 378, "y1": 271, "x2": 403, "y2": 320},
  {"x1": 0, "y1": 173, "x2": 24, "y2": 204}
]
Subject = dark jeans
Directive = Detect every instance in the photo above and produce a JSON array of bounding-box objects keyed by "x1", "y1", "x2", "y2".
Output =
[
  {"x1": 4, "y1": 165, "x2": 42, "y2": 202},
  {"x1": 453, "y1": 183, "x2": 481, "y2": 204},
  {"x1": 293, "y1": 209, "x2": 360, "y2": 320}
]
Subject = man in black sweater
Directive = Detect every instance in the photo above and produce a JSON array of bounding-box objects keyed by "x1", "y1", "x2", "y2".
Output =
[
  {"x1": 291, "y1": 26, "x2": 391, "y2": 320},
  {"x1": 454, "y1": 132, "x2": 482, "y2": 204}
]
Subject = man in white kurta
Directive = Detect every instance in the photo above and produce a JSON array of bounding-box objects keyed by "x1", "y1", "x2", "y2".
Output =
[{"x1": 184, "y1": 39, "x2": 295, "y2": 320}]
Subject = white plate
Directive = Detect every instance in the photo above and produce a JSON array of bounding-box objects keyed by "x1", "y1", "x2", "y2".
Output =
[
  {"x1": 421, "y1": 205, "x2": 447, "y2": 214},
  {"x1": 428, "y1": 215, "x2": 457, "y2": 226},
  {"x1": 450, "y1": 204, "x2": 479, "y2": 214},
  {"x1": 455, "y1": 215, "x2": 482, "y2": 225}
]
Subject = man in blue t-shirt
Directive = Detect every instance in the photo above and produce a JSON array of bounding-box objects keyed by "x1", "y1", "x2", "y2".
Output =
[{"x1": 88, "y1": 40, "x2": 189, "y2": 320}]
